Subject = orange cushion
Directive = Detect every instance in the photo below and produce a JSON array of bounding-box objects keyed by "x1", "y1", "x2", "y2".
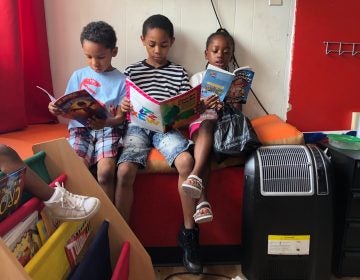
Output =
[{"x1": 251, "y1": 114, "x2": 304, "y2": 145}]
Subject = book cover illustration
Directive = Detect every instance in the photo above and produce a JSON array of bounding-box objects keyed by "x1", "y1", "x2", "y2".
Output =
[
  {"x1": 201, "y1": 64, "x2": 254, "y2": 103},
  {"x1": 0, "y1": 167, "x2": 26, "y2": 222},
  {"x1": 230, "y1": 67, "x2": 255, "y2": 104},
  {"x1": 3, "y1": 210, "x2": 42, "y2": 266},
  {"x1": 126, "y1": 79, "x2": 201, "y2": 133},
  {"x1": 64, "y1": 219, "x2": 92, "y2": 269},
  {"x1": 54, "y1": 89, "x2": 110, "y2": 126},
  {"x1": 37, "y1": 86, "x2": 110, "y2": 126}
]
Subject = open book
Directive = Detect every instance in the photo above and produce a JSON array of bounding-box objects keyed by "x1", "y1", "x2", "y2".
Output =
[
  {"x1": 126, "y1": 79, "x2": 201, "y2": 133},
  {"x1": 0, "y1": 167, "x2": 26, "y2": 222},
  {"x1": 201, "y1": 64, "x2": 255, "y2": 104},
  {"x1": 37, "y1": 86, "x2": 109, "y2": 126}
]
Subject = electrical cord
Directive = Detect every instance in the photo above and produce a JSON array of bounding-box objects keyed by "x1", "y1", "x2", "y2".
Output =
[
  {"x1": 209, "y1": 0, "x2": 269, "y2": 115},
  {"x1": 163, "y1": 271, "x2": 232, "y2": 280}
]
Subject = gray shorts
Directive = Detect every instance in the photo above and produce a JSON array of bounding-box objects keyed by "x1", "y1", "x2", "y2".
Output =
[{"x1": 117, "y1": 125, "x2": 193, "y2": 168}]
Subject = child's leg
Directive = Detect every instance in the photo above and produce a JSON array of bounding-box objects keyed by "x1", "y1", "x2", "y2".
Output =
[
  {"x1": 0, "y1": 144, "x2": 54, "y2": 200},
  {"x1": 96, "y1": 157, "x2": 116, "y2": 202},
  {"x1": 93, "y1": 127, "x2": 122, "y2": 201},
  {"x1": 115, "y1": 162, "x2": 139, "y2": 223},
  {"x1": 191, "y1": 120, "x2": 215, "y2": 179},
  {"x1": 154, "y1": 130, "x2": 202, "y2": 273},
  {"x1": 114, "y1": 125, "x2": 151, "y2": 223},
  {"x1": 174, "y1": 151, "x2": 196, "y2": 228},
  {"x1": 191, "y1": 120, "x2": 215, "y2": 223},
  {"x1": 182, "y1": 120, "x2": 215, "y2": 201}
]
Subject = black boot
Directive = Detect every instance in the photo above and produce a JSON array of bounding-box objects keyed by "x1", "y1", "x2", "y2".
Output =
[{"x1": 178, "y1": 226, "x2": 203, "y2": 274}]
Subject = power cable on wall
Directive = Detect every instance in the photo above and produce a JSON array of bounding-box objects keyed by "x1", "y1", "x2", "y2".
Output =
[{"x1": 210, "y1": 0, "x2": 269, "y2": 115}]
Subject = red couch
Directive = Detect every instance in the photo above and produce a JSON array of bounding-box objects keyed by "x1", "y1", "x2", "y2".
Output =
[{"x1": 130, "y1": 151, "x2": 245, "y2": 264}]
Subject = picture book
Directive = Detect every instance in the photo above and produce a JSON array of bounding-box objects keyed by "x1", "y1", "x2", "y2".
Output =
[
  {"x1": 64, "y1": 219, "x2": 92, "y2": 269},
  {"x1": 0, "y1": 167, "x2": 26, "y2": 222},
  {"x1": 37, "y1": 86, "x2": 110, "y2": 126},
  {"x1": 126, "y1": 79, "x2": 201, "y2": 133},
  {"x1": 3, "y1": 210, "x2": 42, "y2": 266},
  {"x1": 201, "y1": 64, "x2": 255, "y2": 103}
]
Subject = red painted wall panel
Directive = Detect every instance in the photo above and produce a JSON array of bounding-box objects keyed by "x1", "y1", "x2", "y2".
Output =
[{"x1": 288, "y1": 0, "x2": 360, "y2": 131}]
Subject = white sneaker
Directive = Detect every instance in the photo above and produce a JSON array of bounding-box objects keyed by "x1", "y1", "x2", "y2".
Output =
[{"x1": 44, "y1": 182, "x2": 100, "y2": 221}]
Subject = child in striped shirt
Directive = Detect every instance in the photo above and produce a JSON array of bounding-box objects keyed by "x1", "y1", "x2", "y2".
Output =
[{"x1": 116, "y1": 14, "x2": 202, "y2": 274}]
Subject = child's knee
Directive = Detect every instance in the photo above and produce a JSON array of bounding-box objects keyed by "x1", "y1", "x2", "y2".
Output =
[
  {"x1": 175, "y1": 152, "x2": 194, "y2": 175},
  {"x1": 117, "y1": 163, "x2": 138, "y2": 183},
  {"x1": 97, "y1": 167, "x2": 115, "y2": 185}
]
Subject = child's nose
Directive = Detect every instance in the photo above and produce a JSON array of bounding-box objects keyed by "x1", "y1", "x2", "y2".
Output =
[{"x1": 154, "y1": 46, "x2": 160, "y2": 53}]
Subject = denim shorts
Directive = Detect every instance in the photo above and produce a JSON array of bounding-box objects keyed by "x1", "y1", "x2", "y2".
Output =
[
  {"x1": 68, "y1": 126, "x2": 122, "y2": 166},
  {"x1": 117, "y1": 125, "x2": 193, "y2": 168}
]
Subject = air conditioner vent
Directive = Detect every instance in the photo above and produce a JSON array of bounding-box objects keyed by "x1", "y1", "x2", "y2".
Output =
[{"x1": 257, "y1": 146, "x2": 314, "y2": 196}]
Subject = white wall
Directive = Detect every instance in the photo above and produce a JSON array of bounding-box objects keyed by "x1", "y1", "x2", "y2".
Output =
[{"x1": 44, "y1": 0, "x2": 295, "y2": 120}]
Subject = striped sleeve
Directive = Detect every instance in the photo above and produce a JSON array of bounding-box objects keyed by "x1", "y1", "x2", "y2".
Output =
[{"x1": 125, "y1": 61, "x2": 191, "y2": 101}]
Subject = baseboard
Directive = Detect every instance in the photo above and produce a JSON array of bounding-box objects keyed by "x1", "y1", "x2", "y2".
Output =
[{"x1": 147, "y1": 245, "x2": 242, "y2": 266}]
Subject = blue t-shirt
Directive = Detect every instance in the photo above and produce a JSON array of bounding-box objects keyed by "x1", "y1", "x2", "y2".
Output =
[{"x1": 65, "y1": 66, "x2": 126, "y2": 129}]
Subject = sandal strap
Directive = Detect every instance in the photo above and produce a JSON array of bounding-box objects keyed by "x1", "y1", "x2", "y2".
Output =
[
  {"x1": 187, "y1": 174, "x2": 202, "y2": 184},
  {"x1": 196, "y1": 201, "x2": 211, "y2": 211}
]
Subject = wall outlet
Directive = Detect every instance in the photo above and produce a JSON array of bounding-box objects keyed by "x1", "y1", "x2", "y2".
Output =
[{"x1": 269, "y1": 0, "x2": 283, "y2": 5}]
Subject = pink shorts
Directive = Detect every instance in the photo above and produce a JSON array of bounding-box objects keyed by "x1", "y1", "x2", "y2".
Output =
[
  {"x1": 189, "y1": 109, "x2": 218, "y2": 139},
  {"x1": 189, "y1": 123, "x2": 201, "y2": 139}
]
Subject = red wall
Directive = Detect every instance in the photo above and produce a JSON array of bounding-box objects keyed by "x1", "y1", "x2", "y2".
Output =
[{"x1": 287, "y1": 0, "x2": 360, "y2": 132}]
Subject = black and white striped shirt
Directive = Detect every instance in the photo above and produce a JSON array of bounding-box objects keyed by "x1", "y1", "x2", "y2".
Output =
[{"x1": 124, "y1": 60, "x2": 191, "y2": 101}]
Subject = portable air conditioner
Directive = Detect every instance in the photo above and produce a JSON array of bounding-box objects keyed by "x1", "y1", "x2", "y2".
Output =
[{"x1": 242, "y1": 144, "x2": 333, "y2": 280}]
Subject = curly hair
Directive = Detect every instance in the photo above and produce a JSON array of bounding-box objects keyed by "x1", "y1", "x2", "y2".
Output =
[{"x1": 80, "y1": 21, "x2": 117, "y2": 49}]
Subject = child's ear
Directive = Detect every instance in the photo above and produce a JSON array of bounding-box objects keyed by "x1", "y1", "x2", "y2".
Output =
[
  {"x1": 141, "y1": 35, "x2": 145, "y2": 45},
  {"x1": 170, "y1": 37, "x2": 175, "y2": 46},
  {"x1": 112, "y1": 47, "x2": 118, "y2": 57},
  {"x1": 204, "y1": 49, "x2": 208, "y2": 60}
]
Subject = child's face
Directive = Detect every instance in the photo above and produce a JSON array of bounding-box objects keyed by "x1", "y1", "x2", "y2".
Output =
[
  {"x1": 82, "y1": 40, "x2": 117, "y2": 73},
  {"x1": 205, "y1": 35, "x2": 233, "y2": 70},
  {"x1": 141, "y1": 28, "x2": 174, "y2": 68}
]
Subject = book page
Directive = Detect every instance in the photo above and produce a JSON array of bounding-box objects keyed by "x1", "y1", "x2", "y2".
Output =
[
  {"x1": 126, "y1": 80, "x2": 164, "y2": 132},
  {"x1": 160, "y1": 84, "x2": 201, "y2": 129}
]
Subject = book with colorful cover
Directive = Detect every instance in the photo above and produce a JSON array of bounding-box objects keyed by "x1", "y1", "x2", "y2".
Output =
[
  {"x1": 201, "y1": 64, "x2": 255, "y2": 103},
  {"x1": 64, "y1": 219, "x2": 92, "y2": 269},
  {"x1": 37, "y1": 86, "x2": 110, "y2": 126},
  {"x1": 2, "y1": 210, "x2": 42, "y2": 266},
  {"x1": 0, "y1": 167, "x2": 26, "y2": 222},
  {"x1": 126, "y1": 79, "x2": 201, "y2": 133}
]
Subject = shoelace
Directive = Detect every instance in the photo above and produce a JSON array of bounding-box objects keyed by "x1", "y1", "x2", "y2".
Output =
[{"x1": 55, "y1": 182, "x2": 85, "y2": 210}]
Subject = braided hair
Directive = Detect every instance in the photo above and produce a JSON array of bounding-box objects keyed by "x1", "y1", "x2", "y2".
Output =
[{"x1": 205, "y1": 28, "x2": 237, "y2": 70}]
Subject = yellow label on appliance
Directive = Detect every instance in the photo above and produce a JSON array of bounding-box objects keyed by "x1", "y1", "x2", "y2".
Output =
[{"x1": 267, "y1": 235, "x2": 310, "y2": 255}]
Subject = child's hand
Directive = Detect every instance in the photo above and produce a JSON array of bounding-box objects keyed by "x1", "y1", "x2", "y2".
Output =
[
  {"x1": 120, "y1": 97, "x2": 132, "y2": 113},
  {"x1": 204, "y1": 94, "x2": 220, "y2": 109},
  {"x1": 196, "y1": 100, "x2": 206, "y2": 114},
  {"x1": 48, "y1": 102, "x2": 63, "y2": 116},
  {"x1": 215, "y1": 101, "x2": 224, "y2": 112}
]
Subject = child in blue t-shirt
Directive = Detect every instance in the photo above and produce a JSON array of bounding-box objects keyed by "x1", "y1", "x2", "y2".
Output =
[{"x1": 49, "y1": 21, "x2": 126, "y2": 202}]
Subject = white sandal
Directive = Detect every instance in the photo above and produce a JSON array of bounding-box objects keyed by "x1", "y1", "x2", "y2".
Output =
[
  {"x1": 193, "y1": 201, "x2": 213, "y2": 223},
  {"x1": 181, "y1": 174, "x2": 203, "y2": 199}
]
